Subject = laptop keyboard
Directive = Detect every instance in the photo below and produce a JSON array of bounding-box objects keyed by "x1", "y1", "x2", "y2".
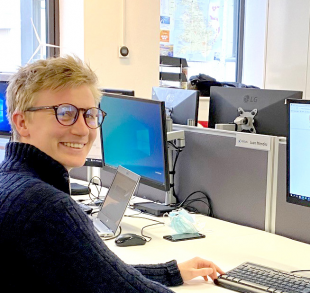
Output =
[{"x1": 214, "y1": 262, "x2": 310, "y2": 293}]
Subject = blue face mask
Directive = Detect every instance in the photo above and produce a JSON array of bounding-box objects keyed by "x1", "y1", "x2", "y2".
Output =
[{"x1": 168, "y1": 208, "x2": 199, "y2": 234}]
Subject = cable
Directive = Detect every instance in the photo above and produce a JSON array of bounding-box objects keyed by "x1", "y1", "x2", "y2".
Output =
[
  {"x1": 101, "y1": 226, "x2": 122, "y2": 241},
  {"x1": 290, "y1": 270, "x2": 310, "y2": 273},
  {"x1": 167, "y1": 141, "x2": 184, "y2": 198},
  {"x1": 124, "y1": 214, "x2": 164, "y2": 242},
  {"x1": 87, "y1": 176, "x2": 103, "y2": 203},
  {"x1": 178, "y1": 191, "x2": 214, "y2": 217}
]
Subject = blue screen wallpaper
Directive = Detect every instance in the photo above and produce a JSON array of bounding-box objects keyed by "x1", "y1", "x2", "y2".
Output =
[
  {"x1": 100, "y1": 95, "x2": 167, "y2": 187},
  {"x1": 0, "y1": 82, "x2": 11, "y2": 133}
]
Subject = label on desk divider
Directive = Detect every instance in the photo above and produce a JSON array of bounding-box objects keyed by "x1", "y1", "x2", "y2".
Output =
[{"x1": 235, "y1": 133, "x2": 271, "y2": 151}]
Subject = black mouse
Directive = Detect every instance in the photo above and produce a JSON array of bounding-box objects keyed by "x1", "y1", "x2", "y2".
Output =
[{"x1": 115, "y1": 233, "x2": 147, "y2": 247}]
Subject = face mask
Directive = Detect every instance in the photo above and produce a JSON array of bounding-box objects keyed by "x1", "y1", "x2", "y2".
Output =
[{"x1": 168, "y1": 208, "x2": 199, "y2": 234}]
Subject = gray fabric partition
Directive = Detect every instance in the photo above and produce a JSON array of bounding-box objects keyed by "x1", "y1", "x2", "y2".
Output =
[
  {"x1": 173, "y1": 126, "x2": 269, "y2": 230},
  {"x1": 70, "y1": 126, "x2": 270, "y2": 230},
  {"x1": 274, "y1": 141, "x2": 310, "y2": 244}
]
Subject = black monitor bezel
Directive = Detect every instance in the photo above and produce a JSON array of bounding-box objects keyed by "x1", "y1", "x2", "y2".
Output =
[
  {"x1": 209, "y1": 86, "x2": 303, "y2": 137},
  {"x1": 0, "y1": 81, "x2": 11, "y2": 137},
  {"x1": 152, "y1": 87, "x2": 200, "y2": 126},
  {"x1": 286, "y1": 98, "x2": 310, "y2": 207},
  {"x1": 99, "y1": 93, "x2": 170, "y2": 191},
  {"x1": 99, "y1": 88, "x2": 135, "y2": 97}
]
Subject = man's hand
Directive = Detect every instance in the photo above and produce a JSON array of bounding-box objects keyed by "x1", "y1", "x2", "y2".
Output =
[{"x1": 178, "y1": 257, "x2": 225, "y2": 282}]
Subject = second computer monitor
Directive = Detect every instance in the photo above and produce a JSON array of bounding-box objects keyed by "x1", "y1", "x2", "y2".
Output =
[
  {"x1": 152, "y1": 87, "x2": 199, "y2": 126},
  {"x1": 287, "y1": 99, "x2": 310, "y2": 208},
  {"x1": 209, "y1": 87, "x2": 302, "y2": 137},
  {"x1": 100, "y1": 88, "x2": 135, "y2": 96},
  {"x1": 100, "y1": 93, "x2": 170, "y2": 191},
  {"x1": 0, "y1": 81, "x2": 11, "y2": 136}
]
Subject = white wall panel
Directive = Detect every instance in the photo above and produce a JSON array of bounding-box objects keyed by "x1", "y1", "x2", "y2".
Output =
[
  {"x1": 59, "y1": 0, "x2": 84, "y2": 59},
  {"x1": 265, "y1": 0, "x2": 310, "y2": 95},
  {"x1": 84, "y1": 0, "x2": 160, "y2": 98},
  {"x1": 242, "y1": 0, "x2": 268, "y2": 88}
]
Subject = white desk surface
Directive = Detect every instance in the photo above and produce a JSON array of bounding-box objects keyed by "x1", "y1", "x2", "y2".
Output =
[{"x1": 71, "y1": 179, "x2": 310, "y2": 292}]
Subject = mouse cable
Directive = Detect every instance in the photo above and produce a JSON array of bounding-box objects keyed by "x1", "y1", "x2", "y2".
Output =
[
  {"x1": 178, "y1": 191, "x2": 214, "y2": 217},
  {"x1": 125, "y1": 214, "x2": 164, "y2": 242}
]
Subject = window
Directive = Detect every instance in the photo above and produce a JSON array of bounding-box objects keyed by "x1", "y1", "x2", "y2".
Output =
[
  {"x1": 160, "y1": 0, "x2": 243, "y2": 82},
  {"x1": 0, "y1": 0, "x2": 59, "y2": 73}
]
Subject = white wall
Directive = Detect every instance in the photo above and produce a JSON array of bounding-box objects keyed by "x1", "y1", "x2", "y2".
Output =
[
  {"x1": 87, "y1": 0, "x2": 160, "y2": 98},
  {"x1": 59, "y1": 0, "x2": 84, "y2": 59},
  {"x1": 243, "y1": 0, "x2": 310, "y2": 98},
  {"x1": 265, "y1": 0, "x2": 310, "y2": 96},
  {"x1": 60, "y1": 0, "x2": 160, "y2": 99},
  {"x1": 242, "y1": 0, "x2": 268, "y2": 88}
]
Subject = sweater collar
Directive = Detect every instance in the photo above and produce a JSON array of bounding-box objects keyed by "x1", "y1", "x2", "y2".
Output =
[{"x1": 3, "y1": 142, "x2": 70, "y2": 194}]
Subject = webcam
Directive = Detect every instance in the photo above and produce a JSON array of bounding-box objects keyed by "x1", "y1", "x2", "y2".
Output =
[{"x1": 119, "y1": 46, "x2": 129, "y2": 58}]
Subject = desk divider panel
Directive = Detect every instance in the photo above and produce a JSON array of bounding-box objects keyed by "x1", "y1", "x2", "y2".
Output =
[
  {"x1": 173, "y1": 125, "x2": 273, "y2": 231},
  {"x1": 70, "y1": 126, "x2": 274, "y2": 231},
  {"x1": 272, "y1": 138, "x2": 310, "y2": 244}
]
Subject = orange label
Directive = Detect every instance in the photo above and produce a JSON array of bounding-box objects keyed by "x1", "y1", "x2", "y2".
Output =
[{"x1": 160, "y1": 30, "x2": 170, "y2": 42}]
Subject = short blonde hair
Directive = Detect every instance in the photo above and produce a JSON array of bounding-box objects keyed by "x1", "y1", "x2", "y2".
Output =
[{"x1": 6, "y1": 55, "x2": 102, "y2": 141}]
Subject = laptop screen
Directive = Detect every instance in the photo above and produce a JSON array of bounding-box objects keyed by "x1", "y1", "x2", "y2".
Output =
[{"x1": 97, "y1": 167, "x2": 140, "y2": 233}]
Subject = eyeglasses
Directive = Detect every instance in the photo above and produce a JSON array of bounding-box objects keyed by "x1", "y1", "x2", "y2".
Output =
[{"x1": 25, "y1": 103, "x2": 107, "y2": 129}]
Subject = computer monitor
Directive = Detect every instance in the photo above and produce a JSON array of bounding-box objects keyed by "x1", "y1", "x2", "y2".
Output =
[
  {"x1": 209, "y1": 87, "x2": 303, "y2": 137},
  {"x1": 0, "y1": 81, "x2": 11, "y2": 136},
  {"x1": 0, "y1": 136, "x2": 9, "y2": 163},
  {"x1": 99, "y1": 93, "x2": 170, "y2": 191},
  {"x1": 84, "y1": 128, "x2": 103, "y2": 167},
  {"x1": 100, "y1": 88, "x2": 135, "y2": 96},
  {"x1": 287, "y1": 99, "x2": 310, "y2": 207},
  {"x1": 84, "y1": 88, "x2": 134, "y2": 167},
  {"x1": 152, "y1": 87, "x2": 199, "y2": 126},
  {"x1": 84, "y1": 88, "x2": 135, "y2": 167}
]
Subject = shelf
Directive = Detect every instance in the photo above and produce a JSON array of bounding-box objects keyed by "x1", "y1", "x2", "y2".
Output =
[
  {"x1": 160, "y1": 56, "x2": 188, "y2": 68},
  {"x1": 159, "y1": 72, "x2": 187, "y2": 82}
]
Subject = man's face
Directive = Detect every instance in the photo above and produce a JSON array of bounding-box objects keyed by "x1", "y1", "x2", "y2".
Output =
[{"x1": 20, "y1": 85, "x2": 97, "y2": 170}]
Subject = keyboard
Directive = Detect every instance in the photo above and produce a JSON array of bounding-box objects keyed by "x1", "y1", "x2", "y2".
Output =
[{"x1": 214, "y1": 262, "x2": 310, "y2": 293}]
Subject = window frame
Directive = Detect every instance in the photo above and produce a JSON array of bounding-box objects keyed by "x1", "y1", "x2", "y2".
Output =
[{"x1": 20, "y1": 0, "x2": 59, "y2": 66}]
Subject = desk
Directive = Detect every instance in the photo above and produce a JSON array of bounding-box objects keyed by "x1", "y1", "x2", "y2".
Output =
[{"x1": 71, "y1": 179, "x2": 310, "y2": 292}]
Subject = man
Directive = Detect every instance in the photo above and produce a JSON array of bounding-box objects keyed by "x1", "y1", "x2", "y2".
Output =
[{"x1": 0, "y1": 56, "x2": 224, "y2": 292}]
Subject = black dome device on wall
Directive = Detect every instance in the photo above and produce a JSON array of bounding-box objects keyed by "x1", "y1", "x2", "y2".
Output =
[
  {"x1": 119, "y1": 0, "x2": 129, "y2": 58},
  {"x1": 119, "y1": 45, "x2": 129, "y2": 57}
]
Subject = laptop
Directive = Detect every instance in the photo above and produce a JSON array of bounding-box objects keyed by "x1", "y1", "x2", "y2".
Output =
[{"x1": 92, "y1": 166, "x2": 140, "y2": 237}]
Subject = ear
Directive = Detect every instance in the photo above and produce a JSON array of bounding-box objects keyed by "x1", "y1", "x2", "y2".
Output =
[{"x1": 12, "y1": 111, "x2": 30, "y2": 138}]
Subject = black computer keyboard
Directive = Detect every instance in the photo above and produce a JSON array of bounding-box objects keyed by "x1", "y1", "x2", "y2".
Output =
[{"x1": 214, "y1": 262, "x2": 310, "y2": 293}]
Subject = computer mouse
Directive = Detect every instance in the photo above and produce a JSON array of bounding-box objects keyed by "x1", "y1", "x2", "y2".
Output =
[{"x1": 115, "y1": 233, "x2": 147, "y2": 247}]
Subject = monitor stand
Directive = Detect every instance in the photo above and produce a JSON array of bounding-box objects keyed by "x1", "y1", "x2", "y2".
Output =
[{"x1": 134, "y1": 123, "x2": 186, "y2": 216}]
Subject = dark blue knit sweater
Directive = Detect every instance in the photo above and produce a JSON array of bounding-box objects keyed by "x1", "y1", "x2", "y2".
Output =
[{"x1": 0, "y1": 143, "x2": 183, "y2": 292}]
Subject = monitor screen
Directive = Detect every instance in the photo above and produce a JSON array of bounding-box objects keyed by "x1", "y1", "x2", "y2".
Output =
[
  {"x1": 84, "y1": 128, "x2": 103, "y2": 167},
  {"x1": 209, "y1": 87, "x2": 302, "y2": 137},
  {"x1": 0, "y1": 81, "x2": 11, "y2": 135},
  {"x1": 100, "y1": 88, "x2": 135, "y2": 96},
  {"x1": 287, "y1": 99, "x2": 310, "y2": 207},
  {"x1": 0, "y1": 136, "x2": 9, "y2": 163},
  {"x1": 152, "y1": 87, "x2": 199, "y2": 126},
  {"x1": 100, "y1": 93, "x2": 169, "y2": 191},
  {"x1": 84, "y1": 88, "x2": 135, "y2": 167}
]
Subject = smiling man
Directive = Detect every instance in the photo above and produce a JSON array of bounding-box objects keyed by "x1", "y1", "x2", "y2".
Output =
[{"x1": 0, "y1": 56, "x2": 223, "y2": 293}]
